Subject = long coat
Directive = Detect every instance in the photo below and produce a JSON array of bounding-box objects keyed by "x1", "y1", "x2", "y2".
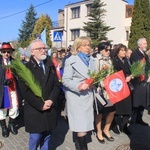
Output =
[
  {"x1": 95, "y1": 53, "x2": 114, "y2": 108},
  {"x1": 0, "y1": 56, "x2": 20, "y2": 108},
  {"x1": 130, "y1": 49, "x2": 150, "y2": 107},
  {"x1": 112, "y1": 56, "x2": 132, "y2": 115},
  {"x1": 0, "y1": 56, "x2": 5, "y2": 108},
  {"x1": 18, "y1": 56, "x2": 60, "y2": 133},
  {"x1": 62, "y1": 55, "x2": 96, "y2": 132}
]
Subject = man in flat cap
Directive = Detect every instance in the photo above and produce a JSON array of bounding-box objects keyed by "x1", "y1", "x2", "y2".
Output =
[{"x1": 0, "y1": 42, "x2": 19, "y2": 137}]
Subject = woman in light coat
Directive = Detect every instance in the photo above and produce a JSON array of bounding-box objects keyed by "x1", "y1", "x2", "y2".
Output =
[
  {"x1": 62, "y1": 36, "x2": 96, "y2": 150},
  {"x1": 95, "y1": 42, "x2": 115, "y2": 144}
]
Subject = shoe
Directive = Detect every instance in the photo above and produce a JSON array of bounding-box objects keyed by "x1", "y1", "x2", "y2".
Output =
[
  {"x1": 75, "y1": 140, "x2": 80, "y2": 150},
  {"x1": 0, "y1": 119, "x2": 9, "y2": 138},
  {"x1": 8, "y1": 124, "x2": 18, "y2": 135},
  {"x1": 102, "y1": 132, "x2": 114, "y2": 142},
  {"x1": 111, "y1": 125, "x2": 120, "y2": 134},
  {"x1": 96, "y1": 135, "x2": 105, "y2": 144},
  {"x1": 77, "y1": 136, "x2": 88, "y2": 150},
  {"x1": 123, "y1": 124, "x2": 131, "y2": 135},
  {"x1": 1, "y1": 126, "x2": 9, "y2": 138},
  {"x1": 136, "y1": 120, "x2": 149, "y2": 126}
]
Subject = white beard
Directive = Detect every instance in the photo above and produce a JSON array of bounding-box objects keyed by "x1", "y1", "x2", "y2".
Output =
[{"x1": 37, "y1": 55, "x2": 47, "y2": 61}]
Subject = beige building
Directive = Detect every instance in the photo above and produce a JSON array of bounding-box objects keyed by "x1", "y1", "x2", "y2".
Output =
[{"x1": 51, "y1": 0, "x2": 133, "y2": 49}]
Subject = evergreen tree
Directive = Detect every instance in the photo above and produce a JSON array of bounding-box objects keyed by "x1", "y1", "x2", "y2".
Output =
[
  {"x1": 18, "y1": 4, "x2": 37, "y2": 47},
  {"x1": 83, "y1": 0, "x2": 114, "y2": 46},
  {"x1": 31, "y1": 14, "x2": 52, "y2": 48},
  {"x1": 128, "y1": 0, "x2": 150, "y2": 50}
]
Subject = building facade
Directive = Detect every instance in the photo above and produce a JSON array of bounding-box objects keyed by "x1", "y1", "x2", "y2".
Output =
[{"x1": 51, "y1": 0, "x2": 133, "y2": 49}]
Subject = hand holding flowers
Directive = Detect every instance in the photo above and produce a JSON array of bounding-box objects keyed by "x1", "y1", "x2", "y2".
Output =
[
  {"x1": 78, "y1": 83, "x2": 90, "y2": 91},
  {"x1": 125, "y1": 75, "x2": 133, "y2": 82},
  {"x1": 84, "y1": 64, "x2": 115, "y2": 86}
]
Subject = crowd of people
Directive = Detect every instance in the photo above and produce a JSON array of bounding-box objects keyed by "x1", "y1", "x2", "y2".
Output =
[{"x1": 0, "y1": 37, "x2": 150, "y2": 150}]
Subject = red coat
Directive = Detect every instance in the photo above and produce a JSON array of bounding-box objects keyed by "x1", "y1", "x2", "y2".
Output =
[{"x1": 52, "y1": 58, "x2": 61, "y2": 80}]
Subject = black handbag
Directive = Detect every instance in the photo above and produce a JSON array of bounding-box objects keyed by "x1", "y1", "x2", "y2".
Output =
[
  {"x1": 93, "y1": 90, "x2": 107, "y2": 113},
  {"x1": 128, "y1": 82, "x2": 134, "y2": 91}
]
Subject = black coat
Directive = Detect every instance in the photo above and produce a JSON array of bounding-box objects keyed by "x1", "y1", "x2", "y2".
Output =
[
  {"x1": 18, "y1": 56, "x2": 60, "y2": 133},
  {"x1": 112, "y1": 56, "x2": 132, "y2": 115},
  {"x1": 0, "y1": 55, "x2": 5, "y2": 108},
  {"x1": 0, "y1": 56, "x2": 21, "y2": 108},
  {"x1": 130, "y1": 49, "x2": 150, "y2": 107}
]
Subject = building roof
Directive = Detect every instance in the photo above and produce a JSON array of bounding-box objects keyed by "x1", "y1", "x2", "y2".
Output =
[{"x1": 65, "y1": 0, "x2": 128, "y2": 7}]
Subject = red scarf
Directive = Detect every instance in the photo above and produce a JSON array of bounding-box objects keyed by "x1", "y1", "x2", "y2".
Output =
[{"x1": 5, "y1": 68, "x2": 16, "y2": 91}]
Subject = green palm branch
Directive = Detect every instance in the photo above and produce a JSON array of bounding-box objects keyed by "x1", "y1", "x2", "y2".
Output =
[
  {"x1": 130, "y1": 60, "x2": 146, "y2": 77},
  {"x1": 10, "y1": 59, "x2": 44, "y2": 101}
]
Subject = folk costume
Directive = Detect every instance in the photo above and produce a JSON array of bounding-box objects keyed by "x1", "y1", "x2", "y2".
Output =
[{"x1": 0, "y1": 42, "x2": 19, "y2": 138}]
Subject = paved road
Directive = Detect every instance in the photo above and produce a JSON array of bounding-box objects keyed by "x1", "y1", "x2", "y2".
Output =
[{"x1": 0, "y1": 109, "x2": 150, "y2": 150}]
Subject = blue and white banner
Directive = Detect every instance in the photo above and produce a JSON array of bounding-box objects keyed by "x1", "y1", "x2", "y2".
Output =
[{"x1": 40, "y1": 28, "x2": 46, "y2": 44}]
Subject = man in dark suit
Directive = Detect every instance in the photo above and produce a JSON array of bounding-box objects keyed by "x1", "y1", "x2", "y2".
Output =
[
  {"x1": 18, "y1": 39, "x2": 60, "y2": 149},
  {"x1": 130, "y1": 38, "x2": 150, "y2": 126}
]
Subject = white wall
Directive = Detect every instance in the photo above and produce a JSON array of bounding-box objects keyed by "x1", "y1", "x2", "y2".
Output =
[
  {"x1": 52, "y1": 0, "x2": 132, "y2": 48},
  {"x1": 103, "y1": 0, "x2": 127, "y2": 45}
]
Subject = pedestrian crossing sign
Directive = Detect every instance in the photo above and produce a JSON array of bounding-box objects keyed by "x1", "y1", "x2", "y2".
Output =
[{"x1": 53, "y1": 31, "x2": 62, "y2": 42}]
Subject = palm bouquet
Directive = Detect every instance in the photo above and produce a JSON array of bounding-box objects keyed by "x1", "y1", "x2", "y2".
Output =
[
  {"x1": 130, "y1": 59, "x2": 146, "y2": 78},
  {"x1": 85, "y1": 64, "x2": 115, "y2": 86},
  {"x1": 9, "y1": 59, "x2": 44, "y2": 101}
]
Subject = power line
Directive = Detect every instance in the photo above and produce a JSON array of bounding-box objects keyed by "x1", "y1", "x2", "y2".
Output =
[{"x1": 0, "y1": 0, "x2": 53, "y2": 20}]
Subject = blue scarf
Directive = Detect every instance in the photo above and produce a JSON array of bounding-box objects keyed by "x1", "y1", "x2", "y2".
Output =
[{"x1": 78, "y1": 52, "x2": 90, "y2": 67}]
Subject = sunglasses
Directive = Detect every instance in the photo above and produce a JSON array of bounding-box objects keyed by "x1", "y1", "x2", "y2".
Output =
[
  {"x1": 104, "y1": 49, "x2": 111, "y2": 52},
  {"x1": 2, "y1": 51, "x2": 11, "y2": 54}
]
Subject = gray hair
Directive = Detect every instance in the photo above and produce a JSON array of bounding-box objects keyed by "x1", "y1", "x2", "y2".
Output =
[
  {"x1": 137, "y1": 38, "x2": 146, "y2": 46},
  {"x1": 26, "y1": 39, "x2": 47, "y2": 57}
]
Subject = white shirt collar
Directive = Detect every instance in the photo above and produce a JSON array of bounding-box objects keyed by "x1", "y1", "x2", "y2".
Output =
[{"x1": 3, "y1": 58, "x2": 10, "y2": 65}]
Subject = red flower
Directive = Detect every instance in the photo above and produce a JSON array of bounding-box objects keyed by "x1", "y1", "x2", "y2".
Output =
[
  {"x1": 141, "y1": 57, "x2": 146, "y2": 63},
  {"x1": 85, "y1": 78, "x2": 94, "y2": 85},
  {"x1": 102, "y1": 65, "x2": 109, "y2": 70},
  {"x1": 140, "y1": 74, "x2": 145, "y2": 81}
]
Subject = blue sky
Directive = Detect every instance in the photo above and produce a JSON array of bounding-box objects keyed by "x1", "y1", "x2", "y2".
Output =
[{"x1": 0, "y1": 0, "x2": 134, "y2": 42}]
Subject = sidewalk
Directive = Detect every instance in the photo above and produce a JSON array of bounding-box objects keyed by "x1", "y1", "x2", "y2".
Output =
[{"x1": 0, "y1": 109, "x2": 150, "y2": 150}]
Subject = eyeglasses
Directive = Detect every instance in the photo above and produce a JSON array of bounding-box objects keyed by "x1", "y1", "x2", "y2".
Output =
[
  {"x1": 81, "y1": 44, "x2": 91, "y2": 47},
  {"x1": 104, "y1": 49, "x2": 111, "y2": 52},
  {"x1": 2, "y1": 51, "x2": 11, "y2": 54},
  {"x1": 32, "y1": 47, "x2": 48, "y2": 51}
]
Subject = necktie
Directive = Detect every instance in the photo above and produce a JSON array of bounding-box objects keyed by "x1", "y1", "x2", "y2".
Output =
[
  {"x1": 39, "y1": 62, "x2": 45, "y2": 74},
  {"x1": 142, "y1": 53, "x2": 146, "y2": 63}
]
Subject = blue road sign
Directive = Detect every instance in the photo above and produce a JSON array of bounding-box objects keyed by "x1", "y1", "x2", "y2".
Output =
[{"x1": 53, "y1": 31, "x2": 62, "y2": 42}]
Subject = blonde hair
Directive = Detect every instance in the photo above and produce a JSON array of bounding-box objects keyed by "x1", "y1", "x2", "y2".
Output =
[{"x1": 72, "y1": 36, "x2": 91, "y2": 55}]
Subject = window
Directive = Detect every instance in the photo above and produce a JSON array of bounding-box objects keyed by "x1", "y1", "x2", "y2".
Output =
[
  {"x1": 126, "y1": 31, "x2": 129, "y2": 41},
  {"x1": 71, "y1": 7, "x2": 80, "y2": 19},
  {"x1": 126, "y1": 5, "x2": 133, "y2": 18},
  {"x1": 126, "y1": 8, "x2": 132, "y2": 17},
  {"x1": 71, "y1": 29, "x2": 80, "y2": 41},
  {"x1": 87, "y1": 4, "x2": 92, "y2": 15},
  {"x1": 87, "y1": 31, "x2": 91, "y2": 37}
]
